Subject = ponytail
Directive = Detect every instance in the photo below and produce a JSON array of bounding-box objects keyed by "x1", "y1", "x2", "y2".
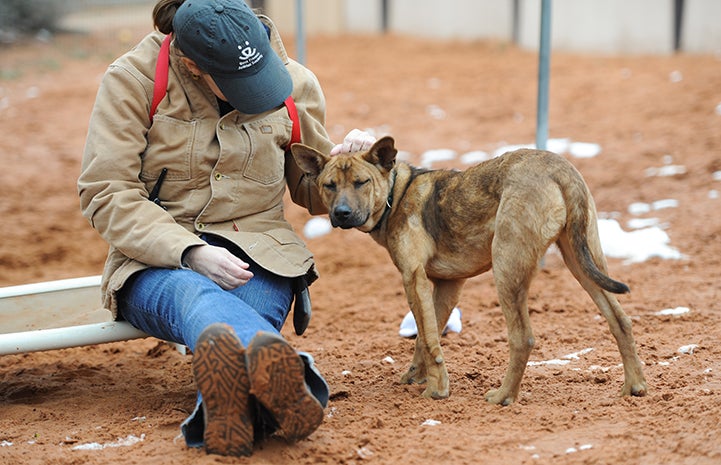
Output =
[{"x1": 152, "y1": 0, "x2": 185, "y2": 34}]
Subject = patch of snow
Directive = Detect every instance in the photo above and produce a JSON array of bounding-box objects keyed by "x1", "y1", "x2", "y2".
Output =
[
  {"x1": 303, "y1": 217, "x2": 332, "y2": 239},
  {"x1": 655, "y1": 307, "x2": 690, "y2": 316},
  {"x1": 71, "y1": 434, "x2": 145, "y2": 451},
  {"x1": 678, "y1": 344, "x2": 698, "y2": 355}
]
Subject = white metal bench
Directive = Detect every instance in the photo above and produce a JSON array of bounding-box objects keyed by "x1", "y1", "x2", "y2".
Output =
[{"x1": 0, "y1": 276, "x2": 150, "y2": 356}]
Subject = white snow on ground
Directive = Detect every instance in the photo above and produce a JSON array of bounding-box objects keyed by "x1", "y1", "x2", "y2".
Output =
[
  {"x1": 421, "y1": 148, "x2": 456, "y2": 167},
  {"x1": 303, "y1": 217, "x2": 332, "y2": 239},
  {"x1": 460, "y1": 150, "x2": 490, "y2": 164},
  {"x1": 526, "y1": 348, "x2": 594, "y2": 367},
  {"x1": 569, "y1": 142, "x2": 602, "y2": 158},
  {"x1": 488, "y1": 138, "x2": 601, "y2": 160},
  {"x1": 597, "y1": 218, "x2": 684, "y2": 264},
  {"x1": 678, "y1": 344, "x2": 699, "y2": 355},
  {"x1": 71, "y1": 434, "x2": 145, "y2": 451},
  {"x1": 655, "y1": 307, "x2": 690, "y2": 316},
  {"x1": 645, "y1": 165, "x2": 687, "y2": 177}
]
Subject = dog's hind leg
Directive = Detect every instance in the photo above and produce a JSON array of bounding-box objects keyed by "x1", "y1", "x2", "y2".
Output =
[
  {"x1": 485, "y1": 244, "x2": 540, "y2": 405},
  {"x1": 557, "y1": 233, "x2": 648, "y2": 397},
  {"x1": 485, "y1": 194, "x2": 562, "y2": 405},
  {"x1": 485, "y1": 266, "x2": 536, "y2": 405}
]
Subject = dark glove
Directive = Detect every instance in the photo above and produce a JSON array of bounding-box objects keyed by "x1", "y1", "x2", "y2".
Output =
[{"x1": 292, "y1": 278, "x2": 312, "y2": 336}]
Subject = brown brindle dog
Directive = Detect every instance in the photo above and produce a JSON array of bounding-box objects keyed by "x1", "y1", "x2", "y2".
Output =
[{"x1": 291, "y1": 136, "x2": 647, "y2": 405}]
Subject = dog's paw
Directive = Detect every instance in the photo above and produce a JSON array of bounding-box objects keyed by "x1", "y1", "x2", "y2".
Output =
[
  {"x1": 400, "y1": 365, "x2": 427, "y2": 385},
  {"x1": 422, "y1": 386, "x2": 449, "y2": 399},
  {"x1": 621, "y1": 380, "x2": 648, "y2": 397},
  {"x1": 484, "y1": 388, "x2": 515, "y2": 406}
]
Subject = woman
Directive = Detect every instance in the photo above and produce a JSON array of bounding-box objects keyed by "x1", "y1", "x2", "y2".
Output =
[{"x1": 78, "y1": 0, "x2": 374, "y2": 457}]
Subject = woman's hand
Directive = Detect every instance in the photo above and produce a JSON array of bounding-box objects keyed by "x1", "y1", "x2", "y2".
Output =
[
  {"x1": 330, "y1": 128, "x2": 377, "y2": 155},
  {"x1": 183, "y1": 245, "x2": 254, "y2": 289}
]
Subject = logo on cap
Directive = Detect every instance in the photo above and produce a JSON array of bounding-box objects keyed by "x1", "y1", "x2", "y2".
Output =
[{"x1": 238, "y1": 41, "x2": 263, "y2": 70}]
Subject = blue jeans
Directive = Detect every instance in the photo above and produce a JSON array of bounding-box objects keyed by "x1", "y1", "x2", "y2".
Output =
[
  {"x1": 117, "y1": 235, "x2": 323, "y2": 448},
  {"x1": 118, "y1": 240, "x2": 293, "y2": 350}
]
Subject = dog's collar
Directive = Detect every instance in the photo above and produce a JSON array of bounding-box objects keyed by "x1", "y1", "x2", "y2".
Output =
[{"x1": 370, "y1": 169, "x2": 397, "y2": 233}]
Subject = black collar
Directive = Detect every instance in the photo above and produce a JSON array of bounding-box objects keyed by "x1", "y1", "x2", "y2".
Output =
[{"x1": 370, "y1": 169, "x2": 397, "y2": 233}]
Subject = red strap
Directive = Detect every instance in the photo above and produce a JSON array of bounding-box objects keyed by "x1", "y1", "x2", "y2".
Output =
[
  {"x1": 284, "y1": 96, "x2": 301, "y2": 150},
  {"x1": 150, "y1": 34, "x2": 172, "y2": 122}
]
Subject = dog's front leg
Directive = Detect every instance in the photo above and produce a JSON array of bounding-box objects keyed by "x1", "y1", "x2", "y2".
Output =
[
  {"x1": 399, "y1": 278, "x2": 464, "y2": 387},
  {"x1": 400, "y1": 267, "x2": 449, "y2": 399}
]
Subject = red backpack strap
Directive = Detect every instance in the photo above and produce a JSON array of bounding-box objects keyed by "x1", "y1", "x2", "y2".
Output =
[
  {"x1": 150, "y1": 34, "x2": 172, "y2": 122},
  {"x1": 284, "y1": 96, "x2": 301, "y2": 150}
]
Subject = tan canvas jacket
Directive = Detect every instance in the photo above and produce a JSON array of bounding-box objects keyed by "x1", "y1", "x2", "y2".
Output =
[{"x1": 78, "y1": 17, "x2": 333, "y2": 317}]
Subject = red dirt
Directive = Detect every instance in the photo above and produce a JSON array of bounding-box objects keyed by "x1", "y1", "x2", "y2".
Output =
[{"x1": 1, "y1": 16, "x2": 721, "y2": 465}]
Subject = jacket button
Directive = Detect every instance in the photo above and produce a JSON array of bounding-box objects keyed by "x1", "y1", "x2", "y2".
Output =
[
  {"x1": 219, "y1": 123, "x2": 225, "y2": 130},
  {"x1": 196, "y1": 222, "x2": 205, "y2": 230},
  {"x1": 214, "y1": 172, "x2": 222, "y2": 181}
]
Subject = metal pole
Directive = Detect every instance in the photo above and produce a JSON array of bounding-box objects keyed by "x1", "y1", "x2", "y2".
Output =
[
  {"x1": 381, "y1": 0, "x2": 389, "y2": 33},
  {"x1": 0, "y1": 275, "x2": 149, "y2": 355},
  {"x1": 673, "y1": 0, "x2": 685, "y2": 52},
  {"x1": 512, "y1": 0, "x2": 520, "y2": 45},
  {"x1": 536, "y1": 0, "x2": 552, "y2": 150},
  {"x1": 295, "y1": 0, "x2": 306, "y2": 65},
  {"x1": 0, "y1": 321, "x2": 149, "y2": 356}
]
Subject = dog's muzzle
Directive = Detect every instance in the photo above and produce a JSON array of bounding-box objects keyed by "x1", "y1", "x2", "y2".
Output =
[{"x1": 330, "y1": 204, "x2": 366, "y2": 229}]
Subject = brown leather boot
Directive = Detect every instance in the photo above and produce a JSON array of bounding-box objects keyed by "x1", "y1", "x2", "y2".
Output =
[
  {"x1": 193, "y1": 323, "x2": 254, "y2": 456},
  {"x1": 247, "y1": 331, "x2": 324, "y2": 442}
]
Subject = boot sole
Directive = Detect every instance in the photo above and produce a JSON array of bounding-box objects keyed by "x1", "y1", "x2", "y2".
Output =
[
  {"x1": 247, "y1": 332, "x2": 324, "y2": 442},
  {"x1": 193, "y1": 323, "x2": 253, "y2": 456}
]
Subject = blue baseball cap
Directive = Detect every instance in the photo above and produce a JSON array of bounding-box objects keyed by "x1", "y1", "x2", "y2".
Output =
[{"x1": 173, "y1": 0, "x2": 292, "y2": 114}]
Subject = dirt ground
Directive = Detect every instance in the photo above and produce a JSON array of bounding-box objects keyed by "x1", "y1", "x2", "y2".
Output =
[{"x1": 2, "y1": 7, "x2": 721, "y2": 465}]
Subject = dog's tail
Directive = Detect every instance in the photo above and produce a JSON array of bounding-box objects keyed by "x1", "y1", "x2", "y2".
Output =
[{"x1": 561, "y1": 170, "x2": 630, "y2": 295}]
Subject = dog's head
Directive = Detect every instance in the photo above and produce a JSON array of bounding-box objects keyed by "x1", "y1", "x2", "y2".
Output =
[{"x1": 291, "y1": 136, "x2": 397, "y2": 231}]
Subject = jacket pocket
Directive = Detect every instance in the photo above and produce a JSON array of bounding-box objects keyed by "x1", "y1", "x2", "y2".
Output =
[
  {"x1": 141, "y1": 114, "x2": 197, "y2": 182},
  {"x1": 241, "y1": 114, "x2": 292, "y2": 185}
]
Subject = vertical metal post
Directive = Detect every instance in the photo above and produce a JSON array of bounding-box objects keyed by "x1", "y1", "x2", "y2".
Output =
[
  {"x1": 295, "y1": 0, "x2": 306, "y2": 65},
  {"x1": 673, "y1": 0, "x2": 685, "y2": 52},
  {"x1": 512, "y1": 0, "x2": 520, "y2": 45},
  {"x1": 381, "y1": 0, "x2": 390, "y2": 33},
  {"x1": 536, "y1": 0, "x2": 552, "y2": 150}
]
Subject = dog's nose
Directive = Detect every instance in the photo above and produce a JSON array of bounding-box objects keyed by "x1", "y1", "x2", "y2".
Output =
[{"x1": 331, "y1": 204, "x2": 353, "y2": 227}]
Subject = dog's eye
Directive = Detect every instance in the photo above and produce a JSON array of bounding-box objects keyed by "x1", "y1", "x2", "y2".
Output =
[
  {"x1": 323, "y1": 182, "x2": 336, "y2": 192},
  {"x1": 353, "y1": 179, "x2": 370, "y2": 189}
]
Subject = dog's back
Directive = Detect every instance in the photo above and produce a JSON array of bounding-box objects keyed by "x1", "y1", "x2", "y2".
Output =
[{"x1": 393, "y1": 149, "x2": 619, "y2": 291}]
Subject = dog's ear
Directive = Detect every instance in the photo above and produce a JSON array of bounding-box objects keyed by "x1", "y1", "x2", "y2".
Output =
[
  {"x1": 290, "y1": 143, "x2": 330, "y2": 177},
  {"x1": 365, "y1": 136, "x2": 397, "y2": 172}
]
